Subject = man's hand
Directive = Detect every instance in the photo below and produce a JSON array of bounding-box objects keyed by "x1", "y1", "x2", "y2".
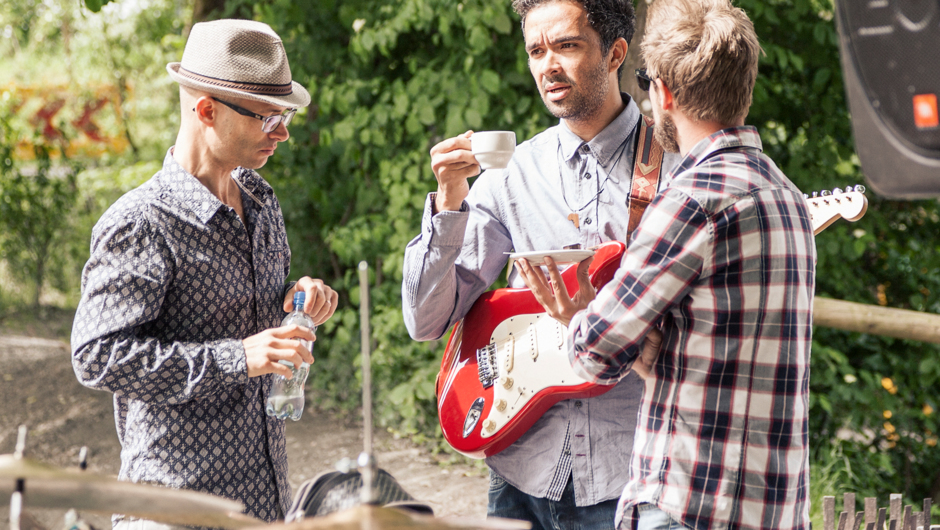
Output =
[
  {"x1": 632, "y1": 328, "x2": 663, "y2": 379},
  {"x1": 516, "y1": 256, "x2": 596, "y2": 327},
  {"x1": 284, "y1": 276, "x2": 338, "y2": 326},
  {"x1": 430, "y1": 131, "x2": 479, "y2": 213},
  {"x1": 243, "y1": 325, "x2": 316, "y2": 378}
]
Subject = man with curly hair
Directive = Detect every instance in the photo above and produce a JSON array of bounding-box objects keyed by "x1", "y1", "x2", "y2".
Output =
[{"x1": 402, "y1": 0, "x2": 678, "y2": 528}]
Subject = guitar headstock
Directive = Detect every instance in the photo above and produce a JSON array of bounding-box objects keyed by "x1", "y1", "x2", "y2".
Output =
[{"x1": 806, "y1": 185, "x2": 868, "y2": 235}]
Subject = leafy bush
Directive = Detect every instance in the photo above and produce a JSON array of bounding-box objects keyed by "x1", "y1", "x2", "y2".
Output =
[{"x1": 0, "y1": 0, "x2": 181, "y2": 309}]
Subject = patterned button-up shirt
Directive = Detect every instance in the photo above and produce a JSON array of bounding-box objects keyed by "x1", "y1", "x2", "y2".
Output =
[
  {"x1": 71, "y1": 150, "x2": 293, "y2": 522},
  {"x1": 568, "y1": 127, "x2": 815, "y2": 530},
  {"x1": 403, "y1": 95, "x2": 679, "y2": 506}
]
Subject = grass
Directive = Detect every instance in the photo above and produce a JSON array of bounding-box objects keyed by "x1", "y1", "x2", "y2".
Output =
[{"x1": 0, "y1": 304, "x2": 75, "y2": 343}]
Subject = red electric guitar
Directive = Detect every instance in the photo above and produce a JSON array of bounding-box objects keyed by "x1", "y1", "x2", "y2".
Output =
[{"x1": 436, "y1": 186, "x2": 868, "y2": 458}]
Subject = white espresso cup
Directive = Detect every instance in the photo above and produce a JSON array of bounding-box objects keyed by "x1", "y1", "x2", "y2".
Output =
[{"x1": 471, "y1": 131, "x2": 516, "y2": 170}]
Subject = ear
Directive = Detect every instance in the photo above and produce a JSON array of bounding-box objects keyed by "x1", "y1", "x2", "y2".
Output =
[
  {"x1": 193, "y1": 96, "x2": 217, "y2": 126},
  {"x1": 608, "y1": 38, "x2": 628, "y2": 74},
  {"x1": 653, "y1": 79, "x2": 676, "y2": 110}
]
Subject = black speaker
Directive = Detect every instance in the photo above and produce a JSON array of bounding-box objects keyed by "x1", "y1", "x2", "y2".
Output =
[{"x1": 834, "y1": 0, "x2": 940, "y2": 199}]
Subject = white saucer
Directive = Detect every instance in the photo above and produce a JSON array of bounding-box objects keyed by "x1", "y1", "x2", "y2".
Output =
[{"x1": 507, "y1": 249, "x2": 596, "y2": 267}]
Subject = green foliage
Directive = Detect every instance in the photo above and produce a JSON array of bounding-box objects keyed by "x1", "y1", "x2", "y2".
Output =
[
  {"x1": 0, "y1": 0, "x2": 183, "y2": 310},
  {"x1": 809, "y1": 443, "x2": 863, "y2": 530},
  {"x1": 0, "y1": 0, "x2": 183, "y2": 162},
  {"x1": 81, "y1": 0, "x2": 115, "y2": 13},
  {"x1": 0, "y1": 107, "x2": 80, "y2": 309}
]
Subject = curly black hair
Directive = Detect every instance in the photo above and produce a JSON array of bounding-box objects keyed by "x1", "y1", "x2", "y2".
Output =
[{"x1": 512, "y1": 0, "x2": 637, "y2": 53}]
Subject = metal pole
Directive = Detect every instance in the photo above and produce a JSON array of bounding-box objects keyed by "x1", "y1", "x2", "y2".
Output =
[
  {"x1": 357, "y1": 261, "x2": 376, "y2": 506},
  {"x1": 10, "y1": 426, "x2": 27, "y2": 530}
]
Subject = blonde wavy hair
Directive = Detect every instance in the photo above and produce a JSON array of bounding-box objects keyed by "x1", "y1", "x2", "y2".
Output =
[{"x1": 641, "y1": 0, "x2": 761, "y2": 125}]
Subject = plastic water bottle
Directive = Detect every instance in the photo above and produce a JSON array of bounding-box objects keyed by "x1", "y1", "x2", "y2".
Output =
[{"x1": 265, "y1": 291, "x2": 315, "y2": 421}]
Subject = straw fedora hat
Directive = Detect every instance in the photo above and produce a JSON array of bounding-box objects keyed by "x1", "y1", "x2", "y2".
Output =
[{"x1": 167, "y1": 19, "x2": 310, "y2": 109}]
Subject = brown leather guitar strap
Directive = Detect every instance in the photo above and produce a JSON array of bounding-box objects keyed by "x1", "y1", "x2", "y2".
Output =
[{"x1": 627, "y1": 114, "x2": 665, "y2": 237}]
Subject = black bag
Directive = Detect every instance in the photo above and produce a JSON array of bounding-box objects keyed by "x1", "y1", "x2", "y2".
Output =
[{"x1": 285, "y1": 468, "x2": 434, "y2": 522}]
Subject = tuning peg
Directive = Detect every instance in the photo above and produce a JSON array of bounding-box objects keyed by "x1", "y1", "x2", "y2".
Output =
[
  {"x1": 854, "y1": 184, "x2": 866, "y2": 193},
  {"x1": 803, "y1": 193, "x2": 809, "y2": 199},
  {"x1": 820, "y1": 190, "x2": 831, "y2": 196},
  {"x1": 832, "y1": 187, "x2": 843, "y2": 195},
  {"x1": 812, "y1": 191, "x2": 819, "y2": 198}
]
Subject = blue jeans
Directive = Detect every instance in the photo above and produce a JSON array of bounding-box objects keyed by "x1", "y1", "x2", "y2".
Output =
[
  {"x1": 487, "y1": 472, "x2": 618, "y2": 530},
  {"x1": 635, "y1": 503, "x2": 687, "y2": 530}
]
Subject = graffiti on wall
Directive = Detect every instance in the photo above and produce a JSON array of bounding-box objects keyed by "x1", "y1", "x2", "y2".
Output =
[{"x1": 3, "y1": 83, "x2": 131, "y2": 159}]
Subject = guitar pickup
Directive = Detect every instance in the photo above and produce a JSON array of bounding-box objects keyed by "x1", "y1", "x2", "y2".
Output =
[
  {"x1": 530, "y1": 320, "x2": 539, "y2": 360},
  {"x1": 503, "y1": 335, "x2": 515, "y2": 373},
  {"x1": 477, "y1": 343, "x2": 498, "y2": 388}
]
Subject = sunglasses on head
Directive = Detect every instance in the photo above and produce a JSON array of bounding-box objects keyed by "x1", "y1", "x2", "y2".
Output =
[{"x1": 635, "y1": 69, "x2": 654, "y2": 92}]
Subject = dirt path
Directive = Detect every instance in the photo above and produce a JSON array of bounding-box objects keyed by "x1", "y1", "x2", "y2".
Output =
[{"x1": 0, "y1": 334, "x2": 488, "y2": 528}]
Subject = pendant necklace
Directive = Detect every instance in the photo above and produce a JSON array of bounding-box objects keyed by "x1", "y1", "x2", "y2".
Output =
[{"x1": 560, "y1": 144, "x2": 620, "y2": 229}]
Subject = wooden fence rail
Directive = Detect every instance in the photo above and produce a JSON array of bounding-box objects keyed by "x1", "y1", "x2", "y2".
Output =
[
  {"x1": 814, "y1": 298, "x2": 940, "y2": 344},
  {"x1": 822, "y1": 494, "x2": 935, "y2": 530}
]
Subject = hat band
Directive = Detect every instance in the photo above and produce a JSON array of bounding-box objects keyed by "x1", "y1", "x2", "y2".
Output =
[{"x1": 178, "y1": 67, "x2": 293, "y2": 96}]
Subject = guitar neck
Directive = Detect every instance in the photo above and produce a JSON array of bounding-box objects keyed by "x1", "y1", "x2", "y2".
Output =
[{"x1": 806, "y1": 185, "x2": 868, "y2": 235}]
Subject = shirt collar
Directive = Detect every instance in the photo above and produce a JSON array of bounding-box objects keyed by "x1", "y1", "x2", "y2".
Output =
[
  {"x1": 686, "y1": 125, "x2": 762, "y2": 165},
  {"x1": 158, "y1": 148, "x2": 273, "y2": 224},
  {"x1": 558, "y1": 93, "x2": 641, "y2": 166},
  {"x1": 662, "y1": 126, "x2": 763, "y2": 188}
]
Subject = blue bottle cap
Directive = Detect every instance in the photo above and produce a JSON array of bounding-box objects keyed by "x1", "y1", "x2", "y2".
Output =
[{"x1": 293, "y1": 291, "x2": 305, "y2": 311}]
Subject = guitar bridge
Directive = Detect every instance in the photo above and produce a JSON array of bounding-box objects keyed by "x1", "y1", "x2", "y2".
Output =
[{"x1": 477, "y1": 343, "x2": 498, "y2": 388}]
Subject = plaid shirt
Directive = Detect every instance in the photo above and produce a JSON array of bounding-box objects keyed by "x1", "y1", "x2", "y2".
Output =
[
  {"x1": 568, "y1": 127, "x2": 815, "y2": 530},
  {"x1": 71, "y1": 150, "x2": 293, "y2": 522}
]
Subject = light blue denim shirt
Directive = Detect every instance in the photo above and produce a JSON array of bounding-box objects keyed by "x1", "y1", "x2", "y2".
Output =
[{"x1": 402, "y1": 95, "x2": 679, "y2": 506}]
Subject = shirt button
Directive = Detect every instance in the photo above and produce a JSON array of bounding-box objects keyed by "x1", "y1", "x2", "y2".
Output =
[
  {"x1": 584, "y1": 218, "x2": 592, "y2": 225},
  {"x1": 584, "y1": 173, "x2": 592, "y2": 180},
  {"x1": 580, "y1": 145, "x2": 590, "y2": 154},
  {"x1": 565, "y1": 448, "x2": 572, "y2": 456},
  {"x1": 575, "y1": 400, "x2": 583, "y2": 407}
]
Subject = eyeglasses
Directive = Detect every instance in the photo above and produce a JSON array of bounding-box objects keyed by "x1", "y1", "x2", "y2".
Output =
[
  {"x1": 635, "y1": 69, "x2": 654, "y2": 92},
  {"x1": 212, "y1": 97, "x2": 296, "y2": 133}
]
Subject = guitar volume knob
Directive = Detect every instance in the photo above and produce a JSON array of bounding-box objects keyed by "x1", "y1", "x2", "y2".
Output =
[
  {"x1": 496, "y1": 399, "x2": 507, "y2": 412},
  {"x1": 483, "y1": 419, "x2": 497, "y2": 433},
  {"x1": 499, "y1": 376, "x2": 514, "y2": 390}
]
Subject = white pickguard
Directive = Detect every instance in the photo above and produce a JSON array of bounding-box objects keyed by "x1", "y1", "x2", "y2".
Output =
[{"x1": 479, "y1": 313, "x2": 593, "y2": 438}]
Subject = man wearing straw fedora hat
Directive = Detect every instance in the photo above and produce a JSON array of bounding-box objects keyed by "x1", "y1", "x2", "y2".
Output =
[{"x1": 71, "y1": 18, "x2": 337, "y2": 527}]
